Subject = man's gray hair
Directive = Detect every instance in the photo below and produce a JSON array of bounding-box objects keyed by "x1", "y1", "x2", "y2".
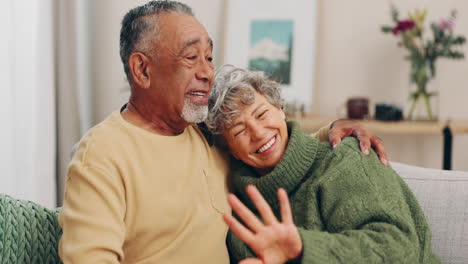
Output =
[
  {"x1": 120, "y1": 0, "x2": 194, "y2": 81},
  {"x1": 205, "y1": 65, "x2": 284, "y2": 134}
]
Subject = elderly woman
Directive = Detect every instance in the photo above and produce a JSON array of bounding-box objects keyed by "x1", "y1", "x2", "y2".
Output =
[{"x1": 205, "y1": 65, "x2": 439, "y2": 264}]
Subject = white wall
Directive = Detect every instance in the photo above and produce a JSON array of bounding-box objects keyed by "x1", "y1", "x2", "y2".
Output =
[{"x1": 315, "y1": 0, "x2": 468, "y2": 171}]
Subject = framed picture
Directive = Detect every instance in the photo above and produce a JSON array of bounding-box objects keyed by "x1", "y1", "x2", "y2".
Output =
[{"x1": 223, "y1": 0, "x2": 318, "y2": 112}]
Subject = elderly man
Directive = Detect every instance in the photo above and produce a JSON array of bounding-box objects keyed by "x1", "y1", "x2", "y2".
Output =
[{"x1": 58, "y1": 1, "x2": 387, "y2": 263}]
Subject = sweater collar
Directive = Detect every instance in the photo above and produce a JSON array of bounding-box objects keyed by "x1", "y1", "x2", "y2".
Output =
[{"x1": 231, "y1": 120, "x2": 319, "y2": 209}]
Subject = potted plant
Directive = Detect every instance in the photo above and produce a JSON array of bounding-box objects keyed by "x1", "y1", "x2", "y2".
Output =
[{"x1": 381, "y1": 7, "x2": 465, "y2": 121}]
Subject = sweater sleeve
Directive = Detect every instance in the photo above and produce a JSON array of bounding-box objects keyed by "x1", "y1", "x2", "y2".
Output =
[
  {"x1": 226, "y1": 230, "x2": 256, "y2": 264},
  {"x1": 58, "y1": 162, "x2": 126, "y2": 263},
  {"x1": 309, "y1": 122, "x2": 331, "y2": 142},
  {"x1": 297, "y1": 144, "x2": 436, "y2": 263}
]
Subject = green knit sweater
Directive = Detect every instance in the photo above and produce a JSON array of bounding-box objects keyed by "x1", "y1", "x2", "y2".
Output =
[{"x1": 227, "y1": 121, "x2": 439, "y2": 264}]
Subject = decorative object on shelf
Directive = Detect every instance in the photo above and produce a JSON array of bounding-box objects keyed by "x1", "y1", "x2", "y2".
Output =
[
  {"x1": 346, "y1": 97, "x2": 369, "y2": 119},
  {"x1": 381, "y1": 6, "x2": 466, "y2": 121},
  {"x1": 284, "y1": 102, "x2": 306, "y2": 119},
  {"x1": 375, "y1": 103, "x2": 403, "y2": 121}
]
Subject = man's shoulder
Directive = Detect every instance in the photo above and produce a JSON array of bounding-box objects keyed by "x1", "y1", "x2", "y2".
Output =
[
  {"x1": 72, "y1": 111, "x2": 130, "y2": 165},
  {"x1": 71, "y1": 115, "x2": 210, "y2": 165}
]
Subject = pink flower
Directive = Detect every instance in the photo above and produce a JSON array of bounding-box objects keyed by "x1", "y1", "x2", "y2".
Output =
[
  {"x1": 438, "y1": 18, "x2": 454, "y2": 31},
  {"x1": 392, "y1": 20, "x2": 416, "y2": 35}
]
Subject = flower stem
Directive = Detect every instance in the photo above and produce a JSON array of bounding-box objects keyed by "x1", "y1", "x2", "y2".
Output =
[
  {"x1": 408, "y1": 94, "x2": 419, "y2": 120},
  {"x1": 423, "y1": 94, "x2": 434, "y2": 120}
]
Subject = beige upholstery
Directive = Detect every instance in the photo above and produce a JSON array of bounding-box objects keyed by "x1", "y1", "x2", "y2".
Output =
[{"x1": 392, "y1": 162, "x2": 468, "y2": 264}]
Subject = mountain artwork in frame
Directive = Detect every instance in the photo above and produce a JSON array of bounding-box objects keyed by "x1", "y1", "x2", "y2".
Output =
[{"x1": 224, "y1": 0, "x2": 318, "y2": 111}]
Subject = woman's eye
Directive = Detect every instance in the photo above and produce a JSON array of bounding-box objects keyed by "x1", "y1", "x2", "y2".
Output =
[
  {"x1": 258, "y1": 110, "x2": 268, "y2": 119},
  {"x1": 234, "y1": 129, "x2": 245, "y2": 137},
  {"x1": 187, "y1": 56, "x2": 197, "y2": 60},
  {"x1": 207, "y1": 57, "x2": 214, "y2": 62}
]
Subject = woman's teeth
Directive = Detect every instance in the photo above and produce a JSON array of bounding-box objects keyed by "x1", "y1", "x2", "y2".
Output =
[{"x1": 256, "y1": 136, "x2": 276, "y2": 153}]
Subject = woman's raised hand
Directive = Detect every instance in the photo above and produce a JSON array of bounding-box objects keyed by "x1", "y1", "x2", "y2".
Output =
[{"x1": 223, "y1": 185, "x2": 303, "y2": 264}]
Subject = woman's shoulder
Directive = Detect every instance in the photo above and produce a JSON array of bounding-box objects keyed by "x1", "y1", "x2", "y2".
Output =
[
  {"x1": 319, "y1": 137, "x2": 368, "y2": 164},
  {"x1": 315, "y1": 137, "x2": 400, "y2": 187}
]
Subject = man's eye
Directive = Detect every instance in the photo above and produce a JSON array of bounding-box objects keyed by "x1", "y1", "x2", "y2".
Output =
[
  {"x1": 207, "y1": 57, "x2": 214, "y2": 62},
  {"x1": 187, "y1": 56, "x2": 197, "y2": 60}
]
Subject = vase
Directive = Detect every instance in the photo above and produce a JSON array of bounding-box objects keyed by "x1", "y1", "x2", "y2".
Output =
[
  {"x1": 407, "y1": 90, "x2": 439, "y2": 121},
  {"x1": 407, "y1": 60, "x2": 438, "y2": 121}
]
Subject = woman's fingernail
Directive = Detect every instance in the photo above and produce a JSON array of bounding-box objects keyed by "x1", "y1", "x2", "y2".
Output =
[
  {"x1": 333, "y1": 144, "x2": 337, "y2": 149},
  {"x1": 364, "y1": 149, "x2": 370, "y2": 155}
]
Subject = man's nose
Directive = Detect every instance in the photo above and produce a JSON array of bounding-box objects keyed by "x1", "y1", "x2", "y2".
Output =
[{"x1": 195, "y1": 58, "x2": 214, "y2": 82}]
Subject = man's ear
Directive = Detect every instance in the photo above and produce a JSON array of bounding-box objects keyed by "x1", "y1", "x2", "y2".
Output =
[{"x1": 129, "y1": 52, "x2": 152, "y2": 89}]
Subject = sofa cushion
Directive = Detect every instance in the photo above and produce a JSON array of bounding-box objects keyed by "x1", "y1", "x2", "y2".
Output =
[
  {"x1": 392, "y1": 162, "x2": 468, "y2": 264},
  {"x1": 0, "y1": 194, "x2": 62, "y2": 263}
]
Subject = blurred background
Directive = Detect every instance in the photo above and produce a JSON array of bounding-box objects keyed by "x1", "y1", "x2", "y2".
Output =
[{"x1": 1, "y1": 0, "x2": 467, "y2": 208}]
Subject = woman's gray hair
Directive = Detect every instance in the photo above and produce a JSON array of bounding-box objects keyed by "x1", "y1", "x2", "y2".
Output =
[{"x1": 205, "y1": 65, "x2": 284, "y2": 134}]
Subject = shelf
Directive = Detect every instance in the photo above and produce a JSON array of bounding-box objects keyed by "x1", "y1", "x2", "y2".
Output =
[
  {"x1": 450, "y1": 120, "x2": 468, "y2": 134},
  {"x1": 296, "y1": 116, "x2": 468, "y2": 135},
  {"x1": 294, "y1": 115, "x2": 468, "y2": 170}
]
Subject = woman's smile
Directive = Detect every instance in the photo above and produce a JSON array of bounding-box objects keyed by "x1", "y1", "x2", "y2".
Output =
[{"x1": 255, "y1": 135, "x2": 277, "y2": 154}]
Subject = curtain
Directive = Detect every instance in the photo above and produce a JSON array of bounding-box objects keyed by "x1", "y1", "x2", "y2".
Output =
[
  {"x1": 0, "y1": 0, "x2": 56, "y2": 208},
  {"x1": 55, "y1": 0, "x2": 94, "y2": 205}
]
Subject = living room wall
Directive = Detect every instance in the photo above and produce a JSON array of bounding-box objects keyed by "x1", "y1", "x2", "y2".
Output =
[
  {"x1": 314, "y1": 0, "x2": 468, "y2": 170},
  {"x1": 86, "y1": 0, "x2": 467, "y2": 171}
]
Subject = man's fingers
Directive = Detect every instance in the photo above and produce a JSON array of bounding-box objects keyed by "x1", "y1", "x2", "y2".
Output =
[
  {"x1": 223, "y1": 213, "x2": 255, "y2": 245},
  {"x1": 330, "y1": 120, "x2": 390, "y2": 165},
  {"x1": 372, "y1": 137, "x2": 389, "y2": 166},
  {"x1": 379, "y1": 154, "x2": 389, "y2": 166},
  {"x1": 227, "y1": 194, "x2": 264, "y2": 232},
  {"x1": 350, "y1": 125, "x2": 370, "y2": 156},
  {"x1": 328, "y1": 130, "x2": 342, "y2": 149},
  {"x1": 359, "y1": 139, "x2": 371, "y2": 156},
  {"x1": 246, "y1": 185, "x2": 278, "y2": 225},
  {"x1": 329, "y1": 120, "x2": 355, "y2": 149},
  {"x1": 239, "y1": 258, "x2": 264, "y2": 264},
  {"x1": 278, "y1": 188, "x2": 293, "y2": 224}
]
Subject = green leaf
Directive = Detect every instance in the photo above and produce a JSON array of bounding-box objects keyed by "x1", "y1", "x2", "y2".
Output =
[
  {"x1": 409, "y1": 92, "x2": 420, "y2": 100},
  {"x1": 381, "y1": 26, "x2": 394, "y2": 33},
  {"x1": 448, "y1": 51, "x2": 465, "y2": 59},
  {"x1": 421, "y1": 9, "x2": 428, "y2": 21},
  {"x1": 431, "y1": 23, "x2": 443, "y2": 41},
  {"x1": 391, "y1": 5, "x2": 400, "y2": 23},
  {"x1": 452, "y1": 36, "x2": 466, "y2": 45},
  {"x1": 429, "y1": 61, "x2": 436, "y2": 78}
]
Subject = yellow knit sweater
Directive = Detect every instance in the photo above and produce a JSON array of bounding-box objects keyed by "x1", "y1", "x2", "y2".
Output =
[{"x1": 58, "y1": 110, "x2": 330, "y2": 263}]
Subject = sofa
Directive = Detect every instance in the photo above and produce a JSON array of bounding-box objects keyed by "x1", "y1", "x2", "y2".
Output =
[
  {"x1": 0, "y1": 162, "x2": 467, "y2": 263},
  {"x1": 394, "y1": 162, "x2": 468, "y2": 264}
]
